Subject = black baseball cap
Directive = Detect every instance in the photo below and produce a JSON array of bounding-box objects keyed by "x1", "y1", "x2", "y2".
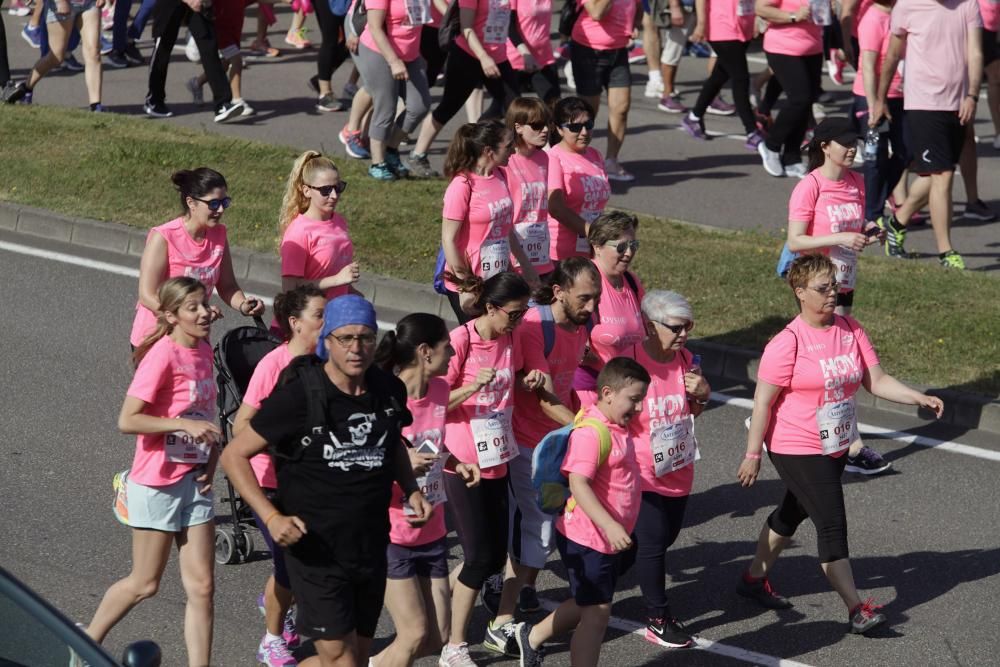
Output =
[{"x1": 811, "y1": 117, "x2": 859, "y2": 147}]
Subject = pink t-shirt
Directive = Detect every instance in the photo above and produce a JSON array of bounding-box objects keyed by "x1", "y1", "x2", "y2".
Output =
[
  {"x1": 546, "y1": 144, "x2": 610, "y2": 262},
  {"x1": 360, "y1": 0, "x2": 425, "y2": 62},
  {"x1": 762, "y1": 0, "x2": 823, "y2": 56},
  {"x1": 892, "y1": 0, "x2": 982, "y2": 111},
  {"x1": 241, "y1": 344, "x2": 294, "y2": 489},
  {"x1": 130, "y1": 218, "x2": 227, "y2": 347},
  {"x1": 555, "y1": 405, "x2": 641, "y2": 554},
  {"x1": 442, "y1": 172, "x2": 515, "y2": 291},
  {"x1": 788, "y1": 170, "x2": 865, "y2": 292},
  {"x1": 503, "y1": 150, "x2": 554, "y2": 274},
  {"x1": 512, "y1": 307, "x2": 589, "y2": 448},
  {"x1": 444, "y1": 323, "x2": 522, "y2": 479},
  {"x1": 757, "y1": 315, "x2": 879, "y2": 456},
  {"x1": 706, "y1": 0, "x2": 755, "y2": 42},
  {"x1": 456, "y1": 0, "x2": 512, "y2": 63},
  {"x1": 979, "y1": 0, "x2": 999, "y2": 30},
  {"x1": 506, "y1": 0, "x2": 557, "y2": 68},
  {"x1": 632, "y1": 345, "x2": 696, "y2": 497},
  {"x1": 852, "y1": 0, "x2": 874, "y2": 35},
  {"x1": 280, "y1": 213, "x2": 354, "y2": 301},
  {"x1": 388, "y1": 378, "x2": 450, "y2": 547},
  {"x1": 127, "y1": 336, "x2": 217, "y2": 486},
  {"x1": 571, "y1": 0, "x2": 641, "y2": 50},
  {"x1": 853, "y1": 6, "x2": 904, "y2": 98},
  {"x1": 588, "y1": 267, "x2": 645, "y2": 366}
]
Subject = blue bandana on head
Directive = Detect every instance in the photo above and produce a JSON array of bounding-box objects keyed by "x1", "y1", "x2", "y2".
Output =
[{"x1": 316, "y1": 295, "x2": 378, "y2": 360}]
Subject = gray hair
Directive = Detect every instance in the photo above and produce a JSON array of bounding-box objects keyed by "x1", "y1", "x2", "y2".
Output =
[{"x1": 641, "y1": 290, "x2": 693, "y2": 324}]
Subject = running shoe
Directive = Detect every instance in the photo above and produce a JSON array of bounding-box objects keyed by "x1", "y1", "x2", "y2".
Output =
[
  {"x1": 627, "y1": 44, "x2": 646, "y2": 64},
  {"x1": 644, "y1": 78, "x2": 664, "y2": 98},
  {"x1": 657, "y1": 93, "x2": 686, "y2": 114},
  {"x1": 744, "y1": 130, "x2": 765, "y2": 151},
  {"x1": 232, "y1": 98, "x2": 256, "y2": 116},
  {"x1": 563, "y1": 61, "x2": 576, "y2": 91},
  {"x1": 604, "y1": 157, "x2": 636, "y2": 182},
  {"x1": 784, "y1": 163, "x2": 808, "y2": 179},
  {"x1": 845, "y1": 446, "x2": 891, "y2": 475},
  {"x1": 518, "y1": 586, "x2": 541, "y2": 613},
  {"x1": 876, "y1": 214, "x2": 909, "y2": 258},
  {"x1": 737, "y1": 572, "x2": 793, "y2": 609},
  {"x1": 368, "y1": 162, "x2": 398, "y2": 181},
  {"x1": 849, "y1": 598, "x2": 886, "y2": 634},
  {"x1": 384, "y1": 148, "x2": 409, "y2": 177},
  {"x1": 438, "y1": 642, "x2": 477, "y2": 666},
  {"x1": 60, "y1": 53, "x2": 85, "y2": 72},
  {"x1": 1, "y1": 80, "x2": 29, "y2": 104},
  {"x1": 21, "y1": 91, "x2": 32, "y2": 104},
  {"x1": 339, "y1": 127, "x2": 372, "y2": 159},
  {"x1": 757, "y1": 142, "x2": 784, "y2": 177},
  {"x1": 342, "y1": 81, "x2": 359, "y2": 99},
  {"x1": 687, "y1": 42, "x2": 712, "y2": 58},
  {"x1": 185, "y1": 34, "x2": 200, "y2": 63},
  {"x1": 186, "y1": 76, "x2": 204, "y2": 105},
  {"x1": 214, "y1": 100, "x2": 245, "y2": 122},
  {"x1": 681, "y1": 114, "x2": 707, "y2": 140},
  {"x1": 706, "y1": 96, "x2": 736, "y2": 116},
  {"x1": 404, "y1": 152, "x2": 439, "y2": 179},
  {"x1": 106, "y1": 51, "x2": 129, "y2": 69},
  {"x1": 123, "y1": 42, "x2": 144, "y2": 65},
  {"x1": 827, "y1": 49, "x2": 846, "y2": 86},
  {"x1": 645, "y1": 616, "x2": 694, "y2": 648},
  {"x1": 480, "y1": 573, "x2": 504, "y2": 617},
  {"x1": 7, "y1": 0, "x2": 30, "y2": 16},
  {"x1": 247, "y1": 37, "x2": 280, "y2": 58},
  {"x1": 282, "y1": 610, "x2": 300, "y2": 649},
  {"x1": 317, "y1": 93, "x2": 346, "y2": 112},
  {"x1": 21, "y1": 23, "x2": 42, "y2": 48},
  {"x1": 939, "y1": 250, "x2": 966, "y2": 270},
  {"x1": 91, "y1": 103, "x2": 106, "y2": 112},
  {"x1": 100, "y1": 34, "x2": 113, "y2": 55},
  {"x1": 285, "y1": 28, "x2": 312, "y2": 49},
  {"x1": 483, "y1": 620, "x2": 517, "y2": 655},
  {"x1": 962, "y1": 199, "x2": 997, "y2": 221},
  {"x1": 514, "y1": 622, "x2": 545, "y2": 667},
  {"x1": 257, "y1": 635, "x2": 298, "y2": 666}
]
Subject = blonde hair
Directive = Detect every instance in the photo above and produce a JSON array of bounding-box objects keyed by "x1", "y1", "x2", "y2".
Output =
[
  {"x1": 133, "y1": 277, "x2": 207, "y2": 367},
  {"x1": 278, "y1": 151, "x2": 339, "y2": 235}
]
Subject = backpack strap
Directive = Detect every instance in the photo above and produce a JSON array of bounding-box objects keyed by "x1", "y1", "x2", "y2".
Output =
[
  {"x1": 296, "y1": 360, "x2": 329, "y2": 431},
  {"x1": 537, "y1": 304, "x2": 556, "y2": 358},
  {"x1": 565, "y1": 411, "x2": 614, "y2": 512}
]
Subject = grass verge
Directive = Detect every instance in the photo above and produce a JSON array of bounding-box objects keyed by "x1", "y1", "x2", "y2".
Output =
[{"x1": 2, "y1": 105, "x2": 997, "y2": 395}]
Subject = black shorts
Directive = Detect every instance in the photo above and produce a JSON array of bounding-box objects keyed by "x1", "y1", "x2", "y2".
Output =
[
  {"x1": 386, "y1": 538, "x2": 449, "y2": 580},
  {"x1": 984, "y1": 29, "x2": 998, "y2": 67},
  {"x1": 905, "y1": 110, "x2": 963, "y2": 174},
  {"x1": 570, "y1": 42, "x2": 631, "y2": 96},
  {"x1": 285, "y1": 552, "x2": 387, "y2": 640},
  {"x1": 556, "y1": 531, "x2": 621, "y2": 606},
  {"x1": 518, "y1": 63, "x2": 561, "y2": 103}
]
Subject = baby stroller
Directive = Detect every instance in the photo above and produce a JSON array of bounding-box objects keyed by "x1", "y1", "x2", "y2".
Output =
[{"x1": 212, "y1": 317, "x2": 281, "y2": 565}]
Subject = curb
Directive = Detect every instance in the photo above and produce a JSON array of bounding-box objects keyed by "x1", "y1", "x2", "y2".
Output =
[{"x1": 4, "y1": 200, "x2": 999, "y2": 435}]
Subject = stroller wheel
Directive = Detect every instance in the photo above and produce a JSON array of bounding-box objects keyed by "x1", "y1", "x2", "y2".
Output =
[
  {"x1": 236, "y1": 529, "x2": 254, "y2": 562},
  {"x1": 214, "y1": 526, "x2": 238, "y2": 565}
]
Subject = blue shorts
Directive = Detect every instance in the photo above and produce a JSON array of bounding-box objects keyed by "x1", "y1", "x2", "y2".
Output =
[
  {"x1": 386, "y1": 538, "x2": 449, "y2": 580},
  {"x1": 556, "y1": 532, "x2": 621, "y2": 606},
  {"x1": 45, "y1": 0, "x2": 97, "y2": 23},
  {"x1": 126, "y1": 470, "x2": 214, "y2": 532}
]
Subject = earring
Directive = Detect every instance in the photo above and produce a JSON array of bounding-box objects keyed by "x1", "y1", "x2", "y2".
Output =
[{"x1": 424, "y1": 356, "x2": 432, "y2": 363}]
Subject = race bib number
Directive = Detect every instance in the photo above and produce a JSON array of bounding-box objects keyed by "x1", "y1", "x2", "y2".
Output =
[
  {"x1": 164, "y1": 410, "x2": 213, "y2": 464},
  {"x1": 575, "y1": 235, "x2": 591, "y2": 254},
  {"x1": 737, "y1": 0, "x2": 754, "y2": 16},
  {"x1": 516, "y1": 221, "x2": 551, "y2": 267},
  {"x1": 404, "y1": 440, "x2": 448, "y2": 515},
  {"x1": 810, "y1": 0, "x2": 832, "y2": 25},
  {"x1": 482, "y1": 0, "x2": 510, "y2": 44},
  {"x1": 404, "y1": 0, "x2": 432, "y2": 25},
  {"x1": 816, "y1": 398, "x2": 858, "y2": 456},
  {"x1": 830, "y1": 246, "x2": 857, "y2": 290},
  {"x1": 471, "y1": 408, "x2": 518, "y2": 468},
  {"x1": 479, "y1": 236, "x2": 511, "y2": 278},
  {"x1": 651, "y1": 415, "x2": 700, "y2": 476}
]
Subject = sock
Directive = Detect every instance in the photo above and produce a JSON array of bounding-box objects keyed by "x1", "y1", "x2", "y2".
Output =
[
  {"x1": 264, "y1": 631, "x2": 282, "y2": 644},
  {"x1": 232, "y1": 98, "x2": 245, "y2": 105},
  {"x1": 687, "y1": 112, "x2": 700, "y2": 122}
]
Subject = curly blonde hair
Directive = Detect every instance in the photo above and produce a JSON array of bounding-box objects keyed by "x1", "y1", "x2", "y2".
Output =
[{"x1": 278, "y1": 151, "x2": 339, "y2": 236}]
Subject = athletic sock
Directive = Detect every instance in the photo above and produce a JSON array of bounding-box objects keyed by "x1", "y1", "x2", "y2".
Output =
[{"x1": 264, "y1": 632, "x2": 282, "y2": 644}]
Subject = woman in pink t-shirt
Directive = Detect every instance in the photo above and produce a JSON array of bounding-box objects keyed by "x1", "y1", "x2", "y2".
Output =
[
  {"x1": 130, "y1": 168, "x2": 264, "y2": 347},
  {"x1": 503, "y1": 97, "x2": 555, "y2": 277},
  {"x1": 631, "y1": 290, "x2": 709, "y2": 648},
  {"x1": 370, "y1": 312, "x2": 480, "y2": 667},
  {"x1": 735, "y1": 254, "x2": 943, "y2": 634},
  {"x1": 86, "y1": 277, "x2": 222, "y2": 665},
  {"x1": 548, "y1": 96, "x2": 611, "y2": 263},
  {"x1": 440, "y1": 119, "x2": 536, "y2": 321},
  {"x1": 278, "y1": 151, "x2": 359, "y2": 301},
  {"x1": 230, "y1": 285, "x2": 325, "y2": 666},
  {"x1": 505, "y1": 0, "x2": 561, "y2": 104}
]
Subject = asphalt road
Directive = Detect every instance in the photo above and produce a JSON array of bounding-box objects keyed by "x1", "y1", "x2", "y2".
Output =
[
  {"x1": 2, "y1": 228, "x2": 1000, "y2": 667},
  {"x1": 3, "y1": 12, "x2": 999, "y2": 273}
]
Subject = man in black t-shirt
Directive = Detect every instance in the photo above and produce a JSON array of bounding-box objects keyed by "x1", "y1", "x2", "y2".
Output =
[{"x1": 222, "y1": 295, "x2": 432, "y2": 667}]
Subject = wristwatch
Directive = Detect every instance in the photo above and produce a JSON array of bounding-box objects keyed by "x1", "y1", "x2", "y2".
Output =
[{"x1": 789, "y1": 12, "x2": 797, "y2": 22}]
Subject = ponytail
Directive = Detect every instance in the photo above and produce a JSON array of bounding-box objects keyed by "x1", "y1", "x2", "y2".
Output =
[
  {"x1": 278, "y1": 151, "x2": 339, "y2": 237},
  {"x1": 443, "y1": 119, "x2": 509, "y2": 178},
  {"x1": 373, "y1": 313, "x2": 449, "y2": 372},
  {"x1": 273, "y1": 284, "x2": 325, "y2": 341},
  {"x1": 171, "y1": 168, "x2": 227, "y2": 214},
  {"x1": 133, "y1": 277, "x2": 207, "y2": 367}
]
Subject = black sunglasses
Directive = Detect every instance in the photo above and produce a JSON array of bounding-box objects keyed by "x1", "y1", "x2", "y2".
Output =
[
  {"x1": 655, "y1": 320, "x2": 694, "y2": 335},
  {"x1": 305, "y1": 182, "x2": 348, "y2": 197},
  {"x1": 526, "y1": 121, "x2": 549, "y2": 131},
  {"x1": 561, "y1": 120, "x2": 595, "y2": 133},
  {"x1": 192, "y1": 196, "x2": 232, "y2": 211}
]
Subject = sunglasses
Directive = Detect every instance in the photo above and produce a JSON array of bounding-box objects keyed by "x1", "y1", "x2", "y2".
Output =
[
  {"x1": 654, "y1": 320, "x2": 694, "y2": 335},
  {"x1": 192, "y1": 196, "x2": 232, "y2": 211},
  {"x1": 604, "y1": 239, "x2": 640, "y2": 254},
  {"x1": 526, "y1": 121, "x2": 548, "y2": 132},
  {"x1": 306, "y1": 182, "x2": 348, "y2": 198},
  {"x1": 561, "y1": 120, "x2": 595, "y2": 133},
  {"x1": 495, "y1": 305, "x2": 528, "y2": 323}
]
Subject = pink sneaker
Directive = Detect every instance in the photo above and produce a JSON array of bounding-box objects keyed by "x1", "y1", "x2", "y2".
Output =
[
  {"x1": 282, "y1": 609, "x2": 300, "y2": 649},
  {"x1": 257, "y1": 636, "x2": 297, "y2": 666},
  {"x1": 285, "y1": 29, "x2": 312, "y2": 49}
]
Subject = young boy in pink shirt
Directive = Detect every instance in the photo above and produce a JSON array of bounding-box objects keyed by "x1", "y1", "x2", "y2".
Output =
[{"x1": 514, "y1": 357, "x2": 651, "y2": 667}]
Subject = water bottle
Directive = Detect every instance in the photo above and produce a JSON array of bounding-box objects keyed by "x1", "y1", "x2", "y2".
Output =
[
  {"x1": 863, "y1": 127, "x2": 879, "y2": 163},
  {"x1": 691, "y1": 354, "x2": 702, "y2": 372}
]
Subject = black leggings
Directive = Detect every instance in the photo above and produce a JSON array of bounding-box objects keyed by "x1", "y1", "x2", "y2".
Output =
[
  {"x1": 431, "y1": 44, "x2": 520, "y2": 126},
  {"x1": 692, "y1": 40, "x2": 755, "y2": 135},
  {"x1": 767, "y1": 451, "x2": 849, "y2": 563},
  {"x1": 148, "y1": 0, "x2": 230, "y2": 107},
  {"x1": 0, "y1": 13, "x2": 10, "y2": 87},
  {"x1": 634, "y1": 492, "x2": 688, "y2": 618},
  {"x1": 420, "y1": 24, "x2": 448, "y2": 86},
  {"x1": 313, "y1": 0, "x2": 349, "y2": 82},
  {"x1": 765, "y1": 51, "x2": 822, "y2": 165},
  {"x1": 445, "y1": 473, "x2": 509, "y2": 590}
]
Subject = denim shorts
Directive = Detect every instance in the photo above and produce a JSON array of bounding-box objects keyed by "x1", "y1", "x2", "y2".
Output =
[
  {"x1": 126, "y1": 470, "x2": 214, "y2": 532},
  {"x1": 45, "y1": 0, "x2": 97, "y2": 23}
]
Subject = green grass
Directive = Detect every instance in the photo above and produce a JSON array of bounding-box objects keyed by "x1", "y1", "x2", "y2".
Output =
[{"x1": 2, "y1": 105, "x2": 998, "y2": 395}]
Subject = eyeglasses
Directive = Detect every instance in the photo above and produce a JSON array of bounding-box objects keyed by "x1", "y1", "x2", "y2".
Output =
[
  {"x1": 654, "y1": 320, "x2": 694, "y2": 335},
  {"x1": 561, "y1": 120, "x2": 595, "y2": 133},
  {"x1": 328, "y1": 332, "x2": 377, "y2": 348},
  {"x1": 305, "y1": 182, "x2": 348, "y2": 198},
  {"x1": 495, "y1": 305, "x2": 527, "y2": 323},
  {"x1": 604, "y1": 239, "x2": 640, "y2": 254},
  {"x1": 191, "y1": 196, "x2": 232, "y2": 211},
  {"x1": 806, "y1": 282, "x2": 840, "y2": 295}
]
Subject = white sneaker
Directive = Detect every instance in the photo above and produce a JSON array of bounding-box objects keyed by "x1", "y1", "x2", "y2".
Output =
[
  {"x1": 604, "y1": 157, "x2": 636, "y2": 182},
  {"x1": 233, "y1": 98, "x2": 256, "y2": 116},
  {"x1": 563, "y1": 61, "x2": 576, "y2": 90},
  {"x1": 184, "y1": 34, "x2": 200, "y2": 63},
  {"x1": 784, "y1": 162, "x2": 808, "y2": 179},
  {"x1": 644, "y1": 78, "x2": 664, "y2": 98},
  {"x1": 757, "y1": 142, "x2": 785, "y2": 177},
  {"x1": 439, "y1": 642, "x2": 477, "y2": 667}
]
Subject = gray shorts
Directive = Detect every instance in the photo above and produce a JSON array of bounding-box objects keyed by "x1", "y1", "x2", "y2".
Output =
[
  {"x1": 127, "y1": 470, "x2": 214, "y2": 532},
  {"x1": 45, "y1": 0, "x2": 97, "y2": 24},
  {"x1": 507, "y1": 444, "x2": 555, "y2": 570}
]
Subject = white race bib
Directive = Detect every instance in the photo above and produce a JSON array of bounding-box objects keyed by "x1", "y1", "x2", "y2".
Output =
[
  {"x1": 816, "y1": 398, "x2": 858, "y2": 456},
  {"x1": 404, "y1": 0, "x2": 432, "y2": 26},
  {"x1": 810, "y1": 0, "x2": 832, "y2": 25},
  {"x1": 516, "y1": 221, "x2": 551, "y2": 267},
  {"x1": 830, "y1": 245, "x2": 857, "y2": 290},
  {"x1": 164, "y1": 410, "x2": 213, "y2": 464},
  {"x1": 479, "y1": 236, "x2": 511, "y2": 278},
  {"x1": 651, "y1": 415, "x2": 700, "y2": 476},
  {"x1": 404, "y1": 440, "x2": 448, "y2": 515},
  {"x1": 737, "y1": 0, "x2": 754, "y2": 16},
  {"x1": 471, "y1": 408, "x2": 518, "y2": 468},
  {"x1": 482, "y1": 0, "x2": 510, "y2": 44},
  {"x1": 575, "y1": 235, "x2": 591, "y2": 254}
]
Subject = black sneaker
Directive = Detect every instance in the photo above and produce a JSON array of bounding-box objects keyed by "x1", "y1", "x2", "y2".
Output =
[
  {"x1": 123, "y1": 42, "x2": 144, "y2": 65},
  {"x1": 844, "y1": 446, "x2": 891, "y2": 475},
  {"x1": 144, "y1": 99, "x2": 173, "y2": 118},
  {"x1": 644, "y1": 616, "x2": 694, "y2": 648},
  {"x1": 737, "y1": 572, "x2": 793, "y2": 609},
  {"x1": 479, "y1": 572, "x2": 503, "y2": 617},
  {"x1": 1, "y1": 80, "x2": 28, "y2": 104},
  {"x1": 105, "y1": 51, "x2": 129, "y2": 69},
  {"x1": 514, "y1": 622, "x2": 545, "y2": 667},
  {"x1": 518, "y1": 586, "x2": 541, "y2": 613},
  {"x1": 483, "y1": 619, "x2": 518, "y2": 655},
  {"x1": 214, "y1": 100, "x2": 244, "y2": 123}
]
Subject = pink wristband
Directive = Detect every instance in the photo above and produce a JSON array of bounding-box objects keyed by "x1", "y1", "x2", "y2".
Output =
[{"x1": 744, "y1": 453, "x2": 762, "y2": 460}]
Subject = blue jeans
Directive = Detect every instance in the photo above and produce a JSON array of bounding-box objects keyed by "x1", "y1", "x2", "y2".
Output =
[
  {"x1": 853, "y1": 95, "x2": 909, "y2": 221},
  {"x1": 113, "y1": 0, "x2": 155, "y2": 51}
]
